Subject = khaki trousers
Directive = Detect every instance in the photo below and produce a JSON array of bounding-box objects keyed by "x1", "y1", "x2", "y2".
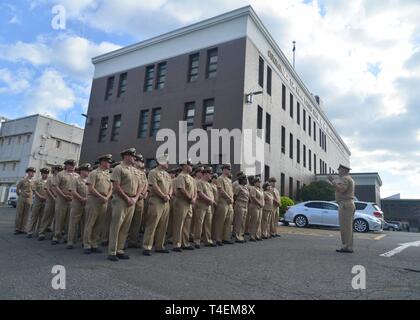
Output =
[
  {"x1": 270, "y1": 207, "x2": 279, "y2": 235},
  {"x1": 202, "y1": 206, "x2": 214, "y2": 245},
  {"x1": 128, "y1": 199, "x2": 145, "y2": 246},
  {"x1": 339, "y1": 200, "x2": 356, "y2": 251},
  {"x1": 38, "y1": 198, "x2": 55, "y2": 236},
  {"x1": 84, "y1": 197, "x2": 108, "y2": 249},
  {"x1": 108, "y1": 196, "x2": 135, "y2": 255},
  {"x1": 67, "y1": 201, "x2": 86, "y2": 246},
  {"x1": 233, "y1": 201, "x2": 248, "y2": 241},
  {"x1": 172, "y1": 198, "x2": 192, "y2": 248},
  {"x1": 101, "y1": 199, "x2": 112, "y2": 244},
  {"x1": 27, "y1": 199, "x2": 45, "y2": 236},
  {"x1": 142, "y1": 196, "x2": 169, "y2": 251},
  {"x1": 192, "y1": 202, "x2": 211, "y2": 245},
  {"x1": 248, "y1": 204, "x2": 262, "y2": 240},
  {"x1": 15, "y1": 198, "x2": 31, "y2": 232},
  {"x1": 52, "y1": 197, "x2": 70, "y2": 241},
  {"x1": 212, "y1": 200, "x2": 234, "y2": 242},
  {"x1": 261, "y1": 209, "x2": 272, "y2": 238},
  {"x1": 245, "y1": 203, "x2": 251, "y2": 234},
  {"x1": 166, "y1": 198, "x2": 175, "y2": 240}
]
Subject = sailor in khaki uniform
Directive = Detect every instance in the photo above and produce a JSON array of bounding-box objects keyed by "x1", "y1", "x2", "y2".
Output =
[
  {"x1": 38, "y1": 165, "x2": 63, "y2": 240},
  {"x1": 212, "y1": 164, "x2": 234, "y2": 246},
  {"x1": 328, "y1": 164, "x2": 356, "y2": 253},
  {"x1": 233, "y1": 175, "x2": 249, "y2": 243},
  {"x1": 232, "y1": 171, "x2": 245, "y2": 195},
  {"x1": 165, "y1": 167, "x2": 179, "y2": 243},
  {"x1": 268, "y1": 177, "x2": 281, "y2": 238},
  {"x1": 108, "y1": 148, "x2": 141, "y2": 261},
  {"x1": 100, "y1": 160, "x2": 118, "y2": 247},
  {"x1": 84, "y1": 155, "x2": 113, "y2": 254},
  {"x1": 261, "y1": 183, "x2": 274, "y2": 239},
  {"x1": 172, "y1": 159, "x2": 196, "y2": 252},
  {"x1": 14, "y1": 167, "x2": 36, "y2": 234},
  {"x1": 245, "y1": 175, "x2": 255, "y2": 235},
  {"x1": 27, "y1": 168, "x2": 49, "y2": 238},
  {"x1": 142, "y1": 154, "x2": 172, "y2": 256},
  {"x1": 67, "y1": 163, "x2": 90, "y2": 249},
  {"x1": 127, "y1": 154, "x2": 148, "y2": 248},
  {"x1": 248, "y1": 177, "x2": 264, "y2": 241},
  {"x1": 192, "y1": 167, "x2": 215, "y2": 248},
  {"x1": 51, "y1": 160, "x2": 77, "y2": 244},
  {"x1": 190, "y1": 165, "x2": 203, "y2": 242}
]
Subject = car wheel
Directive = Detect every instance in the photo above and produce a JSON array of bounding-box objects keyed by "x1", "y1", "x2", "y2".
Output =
[
  {"x1": 294, "y1": 215, "x2": 308, "y2": 228},
  {"x1": 353, "y1": 219, "x2": 369, "y2": 233}
]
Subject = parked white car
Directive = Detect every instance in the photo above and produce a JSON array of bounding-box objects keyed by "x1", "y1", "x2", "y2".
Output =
[{"x1": 284, "y1": 201, "x2": 383, "y2": 233}]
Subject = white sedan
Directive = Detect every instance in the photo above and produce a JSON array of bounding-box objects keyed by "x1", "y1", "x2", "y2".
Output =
[{"x1": 284, "y1": 201, "x2": 383, "y2": 233}]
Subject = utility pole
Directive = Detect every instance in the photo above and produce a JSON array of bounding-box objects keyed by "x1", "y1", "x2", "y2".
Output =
[{"x1": 292, "y1": 41, "x2": 296, "y2": 68}]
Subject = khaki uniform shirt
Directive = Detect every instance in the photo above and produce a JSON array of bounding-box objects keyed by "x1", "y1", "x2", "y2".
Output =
[
  {"x1": 211, "y1": 183, "x2": 218, "y2": 204},
  {"x1": 33, "y1": 179, "x2": 47, "y2": 202},
  {"x1": 263, "y1": 191, "x2": 274, "y2": 211},
  {"x1": 87, "y1": 168, "x2": 112, "y2": 197},
  {"x1": 334, "y1": 175, "x2": 355, "y2": 202},
  {"x1": 16, "y1": 177, "x2": 34, "y2": 204},
  {"x1": 53, "y1": 171, "x2": 77, "y2": 199},
  {"x1": 271, "y1": 187, "x2": 280, "y2": 208},
  {"x1": 135, "y1": 168, "x2": 148, "y2": 202},
  {"x1": 175, "y1": 172, "x2": 196, "y2": 203},
  {"x1": 111, "y1": 163, "x2": 140, "y2": 197},
  {"x1": 196, "y1": 180, "x2": 214, "y2": 206},
  {"x1": 148, "y1": 167, "x2": 172, "y2": 198},
  {"x1": 72, "y1": 175, "x2": 88, "y2": 203},
  {"x1": 234, "y1": 184, "x2": 249, "y2": 205},
  {"x1": 249, "y1": 186, "x2": 264, "y2": 208},
  {"x1": 216, "y1": 175, "x2": 233, "y2": 203},
  {"x1": 45, "y1": 176, "x2": 56, "y2": 201}
]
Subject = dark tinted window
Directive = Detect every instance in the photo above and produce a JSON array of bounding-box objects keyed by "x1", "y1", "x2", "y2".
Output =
[
  {"x1": 304, "y1": 202, "x2": 323, "y2": 209},
  {"x1": 321, "y1": 203, "x2": 338, "y2": 210},
  {"x1": 355, "y1": 203, "x2": 368, "y2": 210}
]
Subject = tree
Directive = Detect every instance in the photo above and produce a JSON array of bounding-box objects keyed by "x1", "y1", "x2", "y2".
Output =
[
  {"x1": 301, "y1": 180, "x2": 335, "y2": 201},
  {"x1": 278, "y1": 196, "x2": 294, "y2": 218}
]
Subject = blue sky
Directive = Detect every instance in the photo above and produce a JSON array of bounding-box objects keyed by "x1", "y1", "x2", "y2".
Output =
[{"x1": 0, "y1": 0, "x2": 420, "y2": 198}]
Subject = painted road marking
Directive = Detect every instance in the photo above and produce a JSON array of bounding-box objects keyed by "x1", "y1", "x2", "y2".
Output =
[{"x1": 380, "y1": 240, "x2": 420, "y2": 258}]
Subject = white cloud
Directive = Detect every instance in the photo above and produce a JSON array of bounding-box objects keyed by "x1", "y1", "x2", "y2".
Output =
[{"x1": 0, "y1": 68, "x2": 32, "y2": 94}]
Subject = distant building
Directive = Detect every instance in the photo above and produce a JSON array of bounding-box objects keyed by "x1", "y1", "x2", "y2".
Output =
[
  {"x1": 381, "y1": 199, "x2": 420, "y2": 232},
  {"x1": 0, "y1": 114, "x2": 84, "y2": 203},
  {"x1": 317, "y1": 172, "x2": 382, "y2": 204}
]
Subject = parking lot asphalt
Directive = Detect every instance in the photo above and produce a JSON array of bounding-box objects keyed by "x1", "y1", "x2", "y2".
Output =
[{"x1": 1, "y1": 206, "x2": 419, "y2": 300}]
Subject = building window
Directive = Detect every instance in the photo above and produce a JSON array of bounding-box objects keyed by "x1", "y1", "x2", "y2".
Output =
[
  {"x1": 2, "y1": 163, "x2": 6, "y2": 171},
  {"x1": 267, "y1": 66, "x2": 272, "y2": 95},
  {"x1": 0, "y1": 138, "x2": 3, "y2": 146},
  {"x1": 98, "y1": 117, "x2": 108, "y2": 143},
  {"x1": 303, "y1": 144, "x2": 306, "y2": 167},
  {"x1": 309, "y1": 149, "x2": 312, "y2": 171},
  {"x1": 144, "y1": 65, "x2": 155, "y2": 92},
  {"x1": 150, "y1": 108, "x2": 161, "y2": 137},
  {"x1": 325, "y1": 134, "x2": 327, "y2": 152},
  {"x1": 290, "y1": 94, "x2": 294, "y2": 118},
  {"x1": 26, "y1": 135, "x2": 30, "y2": 143},
  {"x1": 117, "y1": 73, "x2": 127, "y2": 97},
  {"x1": 18, "y1": 136, "x2": 21, "y2": 144},
  {"x1": 258, "y1": 57, "x2": 264, "y2": 88},
  {"x1": 264, "y1": 165, "x2": 270, "y2": 182},
  {"x1": 137, "y1": 110, "x2": 149, "y2": 139},
  {"x1": 203, "y1": 99, "x2": 215, "y2": 130},
  {"x1": 8, "y1": 137, "x2": 11, "y2": 145},
  {"x1": 297, "y1": 139, "x2": 301, "y2": 164},
  {"x1": 289, "y1": 133, "x2": 293, "y2": 159},
  {"x1": 105, "y1": 76, "x2": 114, "y2": 100},
  {"x1": 206, "y1": 48, "x2": 218, "y2": 79},
  {"x1": 265, "y1": 112, "x2": 271, "y2": 144},
  {"x1": 281, "y1": 126, "x2": 286, "y2": 154},
  {"x1": 282, "y1": 84, "x2": 286, "y2": 110},
  {"x1": 303, "y1": 109, "x2": 306, "y2": 131},
  {"x1": 320, "y1": 159, "x2": 323, "y2": 174},
  {"x1": 184, "y1": 102, "x2": 195, "y2": 134},
  {"x1": 12, "y1": 162, "x2": 16, "y2": 171},
  {"x1": 280, "y1": 173, "x2": 285, "y2": 196},
  {"x1": 319, "y1": 129, "x2": 322, "y2": 147},
  {"x1": 314, "y1": 153, "x2": 317, "y2": 174},
  {"x1": 314, "y1": 122, "x2": 317, "y2": 142},
  {"x1": 297, "y1": 102, "x2": 300, "y2": 125},
  {"x1": 296, "y1": 180, "x2": 301, "y2": 201},
  {"x1": 155, "y1": 62, "x2": 167, "y2": 89},
  {"x1": 308, "y1": 116, "x2": 312, "y2": 136},
  {"x1": 289, "y1": 177, "x2": 294, "y2": 199},
  {"x1": 56, "y1": 140, "x2": 61, "y2": 149},
  {"x1": 111, "y1": 114, "x2": 122, "y2": 142},
  {"x1": 257, "y1": 106, "x2": 263, "y2": 130},
  {"x1": 188, "y1": 53, "x2": 199, "y2": 82}
]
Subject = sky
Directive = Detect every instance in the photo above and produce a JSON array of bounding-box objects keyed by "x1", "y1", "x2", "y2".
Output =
[{"x1": 0, "y1": 0, "x2": 419, "y2": 198}]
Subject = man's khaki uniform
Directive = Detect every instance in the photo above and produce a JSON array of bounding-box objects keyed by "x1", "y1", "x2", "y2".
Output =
[
  {"x1": 212, "y1": 175, "x2": 234, "y2": 242},
  {"x1": 233, "y1": 184, "x2": 249, "y2": 241},
  {"x1": 127, "y1": 168, "x2": 148, "y2": 247},
  {"x1": 142, "y1": 167, "x2": 172, "y2": 251},
  {"x1": 84, "y1": 168, "x2": 112, "y2": 250},
  {"x1": 109, "y1": 163, "x2": 139, "y2": 256},
  {"x1": 262, "y1": 191, "x2": 274, "y2": 238},
  {"x1": 166, "y1": 178, "x2": 177, "y2": 241},
  {"x1": 27, "y1": 178, "x2": 48, "y2": 236},
  {"x1": 192, "y1": 180, "x2": 214, "y2": 246},
  {"x1": 334, "y1": 175, "x2": 356, "y2": 251},
  {"x1": 173, "y1": 172, "x2": 196, "y2": 248},
  {"x1": 270, "y1": 187, "x2": 280, "y2": 236},
  {"x1": 248, "y1": 186, "x2": 264, "y2": 240},
  {"x1": 101, "y1": 197, "x2": 113, "y2": 244},
  {"x1": 52, "y1": 171, "x2": 77, "y2": 241},
  {"x1": 15, "y1": 177, "x2": 34, "y2": 232},
  {"x1": 38, "y1": 176, "x2": 56, "y2": 237},
  {"x1": 67, "y1": 175, "x2": 88, "y2": 246}
]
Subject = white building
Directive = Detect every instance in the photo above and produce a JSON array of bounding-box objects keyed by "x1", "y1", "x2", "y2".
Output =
[{"x1": 0, "y1": 114, "x2": 84, "y2": 203}]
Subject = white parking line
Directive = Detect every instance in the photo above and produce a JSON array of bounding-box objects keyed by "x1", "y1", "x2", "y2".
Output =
[{"x1": 380, "y1": 240, "x2": 420, "y2": 258}]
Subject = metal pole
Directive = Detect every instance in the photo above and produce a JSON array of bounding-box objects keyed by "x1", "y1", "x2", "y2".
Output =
[{"x1": 293, "y1": 41, "x2": 296, "y2": 68}]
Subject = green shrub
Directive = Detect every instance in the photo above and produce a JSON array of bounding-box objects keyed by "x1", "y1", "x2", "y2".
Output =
[
  {"x1": 301, "y1": 180, "x2": 335, "y2": 201},
  {"x1": 278, "y1": 196, "x2": 295, "y2": 218}
]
